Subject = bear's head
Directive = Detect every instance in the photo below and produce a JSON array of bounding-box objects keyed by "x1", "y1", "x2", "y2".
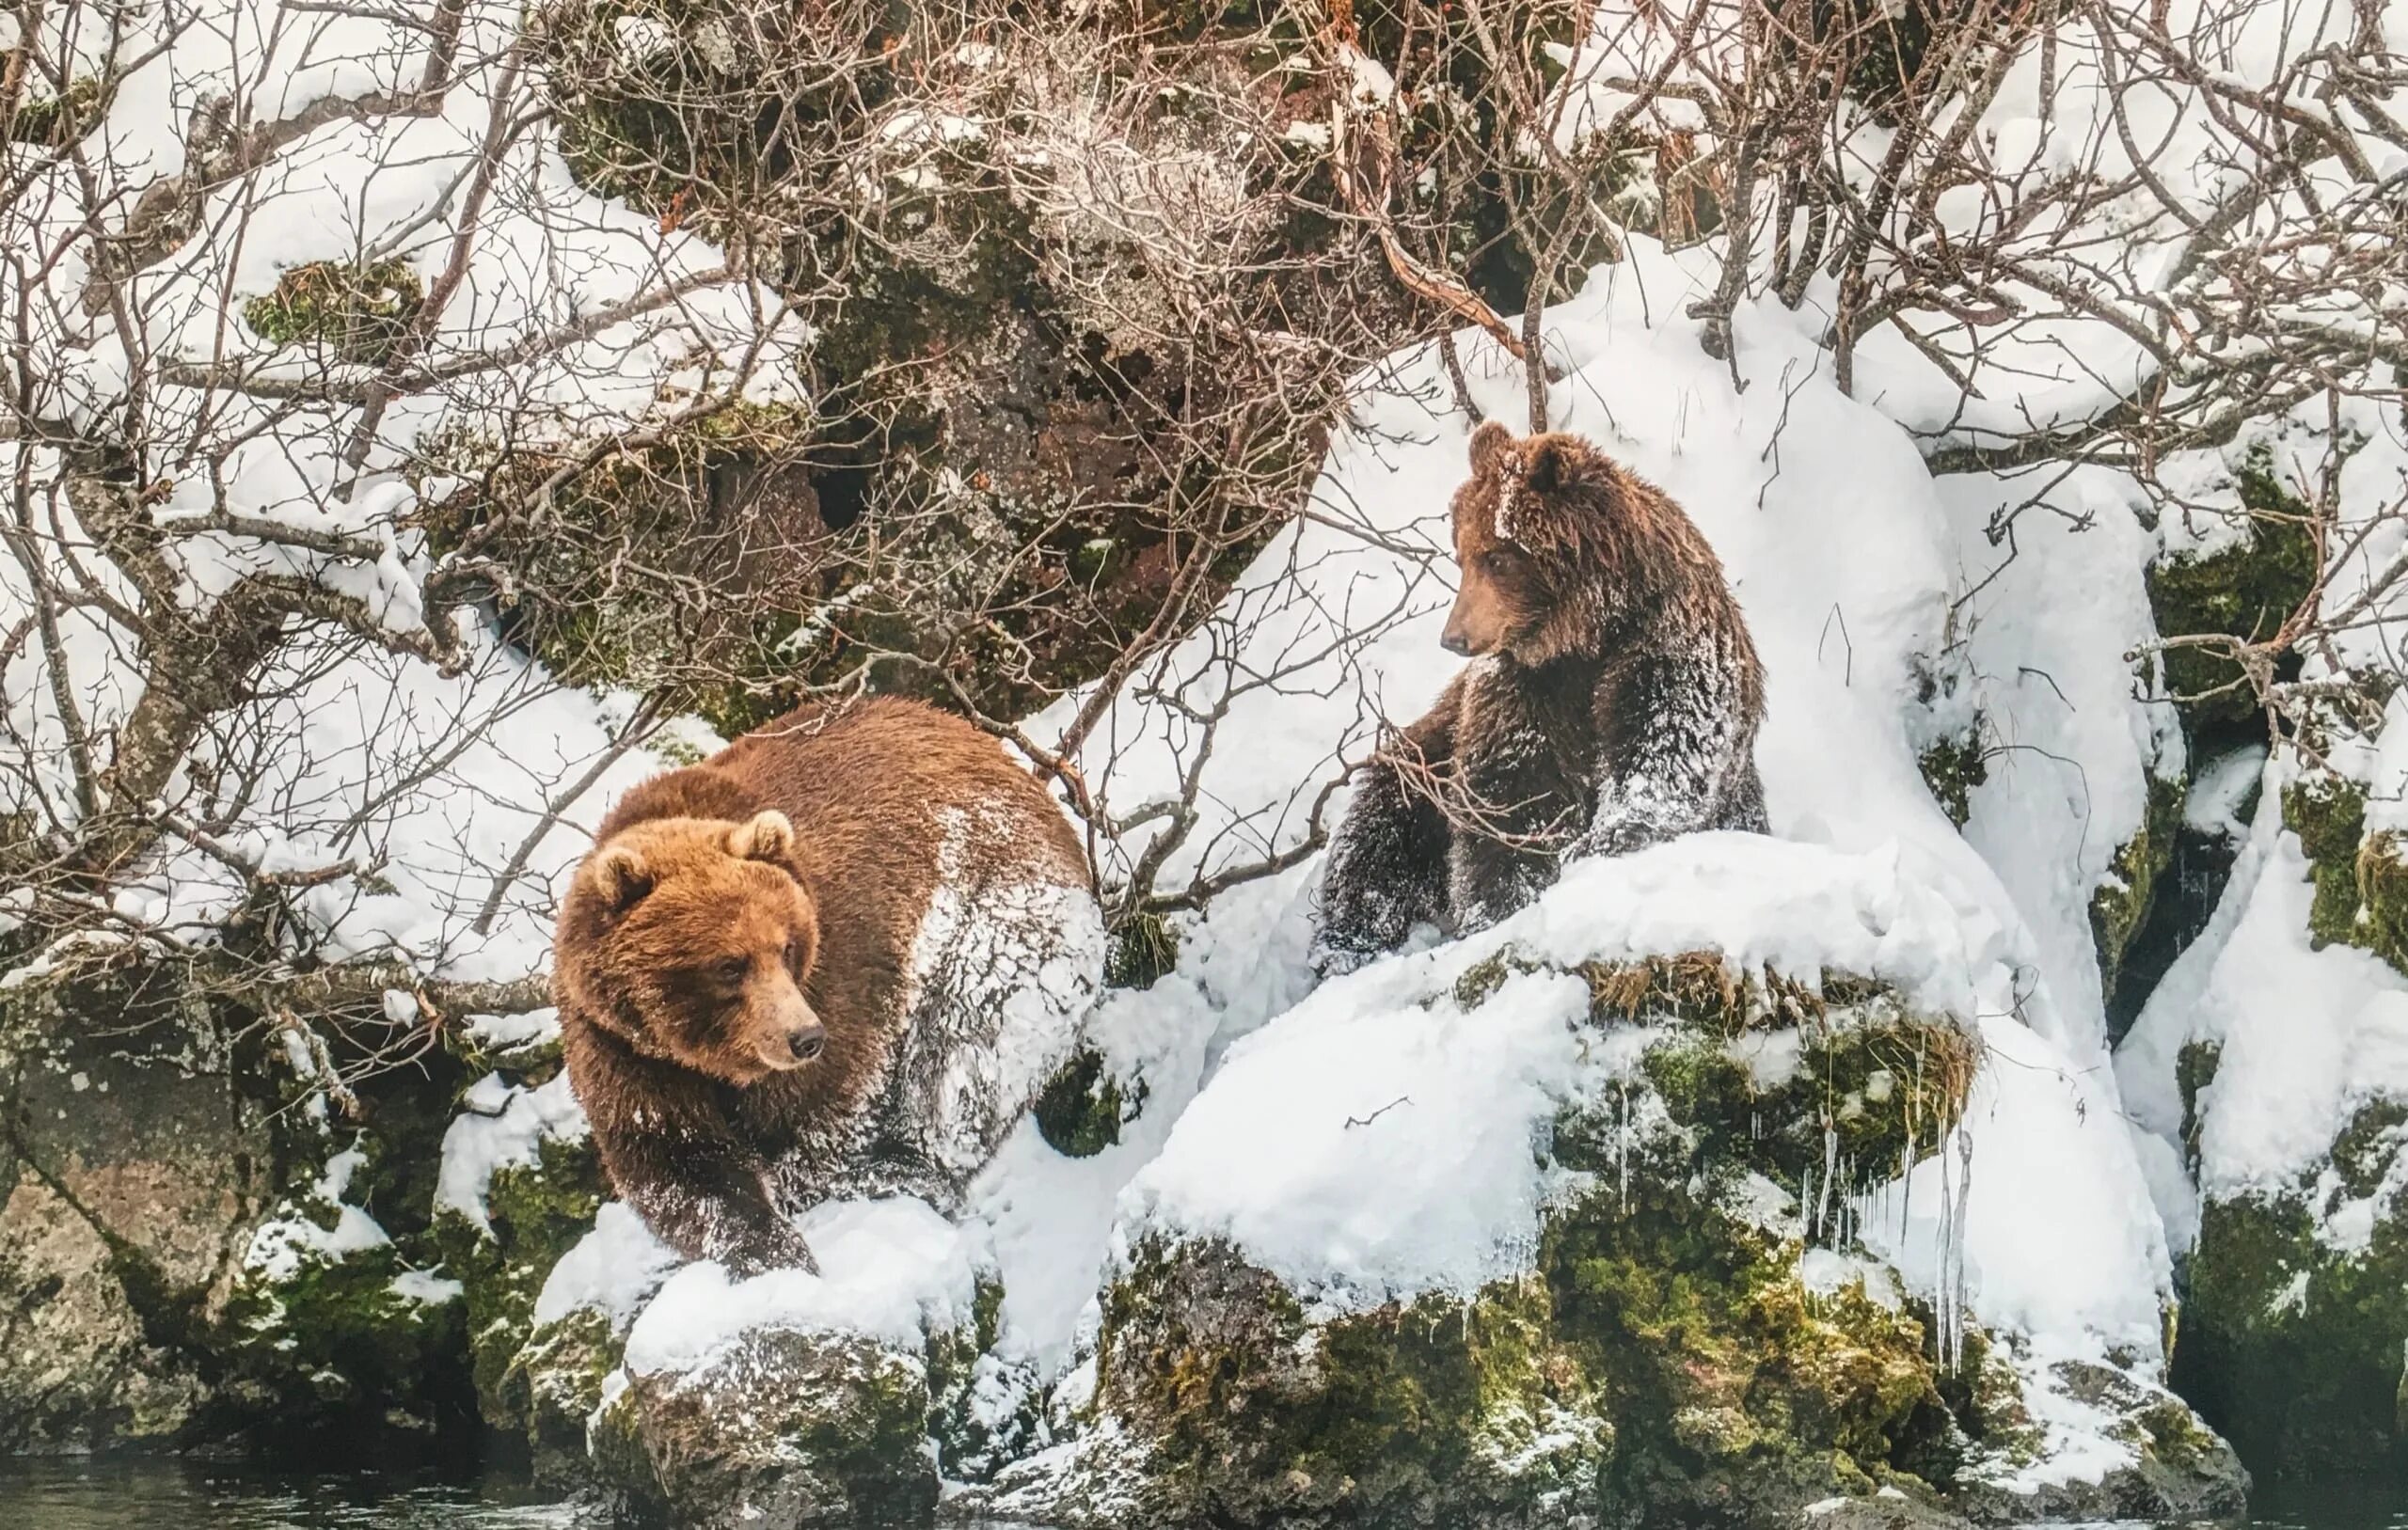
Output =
[
  {"x1": 558, "y1": 810, "x2": 826, "y2": 1084},
  {"x1": 1443, "y1": 420, "x2": 1634, "y2": 666}
]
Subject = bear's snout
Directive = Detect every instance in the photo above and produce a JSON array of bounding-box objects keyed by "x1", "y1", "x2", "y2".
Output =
[
  {"x1": 1439, "y1": 623, "x2": 1473, "y2": 656},
  {"x1": 747, "y1": 984, "x2": 825, "y2": 1072}
]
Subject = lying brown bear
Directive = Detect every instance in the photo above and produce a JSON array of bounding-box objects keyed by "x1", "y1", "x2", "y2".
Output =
[
  {"x1": 1319, "y1": 421, "x2": 1768, "y2": 961},
  {"x1": 556, "y1": 697, "x2": 1103, "y2": 1272}
]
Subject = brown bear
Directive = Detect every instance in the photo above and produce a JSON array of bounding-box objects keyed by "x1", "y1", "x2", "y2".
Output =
[
  {"x1": 555, "y1": 696, "x2": 1103, "y2": 1273},
  {"x1": 1317, "y1": 421, "x2": 1767, "y2": 961}
]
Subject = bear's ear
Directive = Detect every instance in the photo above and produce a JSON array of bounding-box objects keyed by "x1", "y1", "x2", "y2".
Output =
[
  {"x1": 1524, "y1": 435, "x2": 1574, "y2": 496},
  {"x1": 1467, "y1": 419, "x2": 1515, "y2": 478},
  {"x1": 588, "y1": 844, "x2": 652, "y2": 914},
  {"x1": 726, "y1": 809, "x2": 796, "y2": 864}
]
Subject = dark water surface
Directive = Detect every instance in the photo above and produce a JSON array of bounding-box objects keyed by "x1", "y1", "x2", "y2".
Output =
[{"x1": 0, "y1": 1458, "x2": 2400, "y2": 1528}]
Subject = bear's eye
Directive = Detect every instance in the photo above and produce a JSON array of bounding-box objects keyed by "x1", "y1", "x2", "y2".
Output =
[
  {"x1": 713, "y1": 955, "x2": 749, "y2": 987},
  {"x1": 783, "y1": 935, "x2": 806, "y2": 974},
  {"x1": 1481, "y1": 548, "x2": 1519, "y2": 576}
]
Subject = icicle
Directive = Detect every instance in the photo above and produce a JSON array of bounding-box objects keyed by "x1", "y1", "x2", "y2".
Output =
[
  {"x1": 1814, "y1": 1123, "x2": 1838, "y2": 1242},
  {"x1": 1899, "y1": 1138, "x2": 1914, "y2": 1247},
  {"x1": 1949, "y1": 1129, "x2": 1974, "y2": 1371}
]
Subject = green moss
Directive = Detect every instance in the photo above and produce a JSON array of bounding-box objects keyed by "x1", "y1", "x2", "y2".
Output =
[
  {"x1": 2285, "y1": 773, "x2": 2368, "y2": 949},
  {"x1": 2175, "y1": 1142, "x2": 2408, "y2": 1480},
  {"x1": 2090, "y1": 774, "x2": 2188, "y2": 1011},
  {"x1": 2146, "y1": 446, "x2": 2318, "y2": 728},
  {"x1": 242, "y1": 259, "x2": 424, "y2": 362},
  {"x1": 1034, "y1": 1048, "x2": 1138, "y2": 1159},
  {"x1": 430, "y1": 1133, "x2": 605, "y2": 1430},
  {"x1": 1454, "y1": 944, "x2": 1545, "y2": 1010},
  {"x1": 1918, "y1": 734, "x2": 1988, "y2": 830}
]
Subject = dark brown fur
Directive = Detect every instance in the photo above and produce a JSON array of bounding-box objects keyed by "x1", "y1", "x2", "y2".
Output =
[
  {"x1": 1318, "y1": 422, "x2": 1768, "y2": 960},
  {"x1": 557, "y1": 697, "x2": 1095, "y2": 1272}
]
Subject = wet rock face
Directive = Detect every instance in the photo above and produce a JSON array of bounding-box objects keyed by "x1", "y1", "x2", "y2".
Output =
[
  {"x1": 0, "y1": 994, "x2": 267, "y2": 1451},
  {"x1": 2175, "y1": 1090, "x2": 2408, "y2": 1481}
]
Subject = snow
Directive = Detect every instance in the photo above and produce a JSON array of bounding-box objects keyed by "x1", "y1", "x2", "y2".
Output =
[
  {"x1": 466, "y1": 1009, "x2": 562, "y2": 1055},
  {"x1": 1119, "y1": 960, "x2": 1594, "y2": 1308},
  {"x1": 435, "y1": 1071, "x2": 589, "y2": 1233},
  {"x1": 2122, "y1": 779, "x2": 2408, "y2": 1243},
  {"x1": 621, "y1": 1199, "x2": 979, "y2": 1376},
  {"x1": 535, "y1": 1202, "x2": 691, "y2": 1330},
  {"x1": 244, "y1": 1144, "x2": 388, "y2": 1283}
]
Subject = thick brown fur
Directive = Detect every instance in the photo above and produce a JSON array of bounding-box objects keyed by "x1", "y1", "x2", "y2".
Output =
[
  {"x1": 556, "y1": 697, "x2": 1098, "y2": 1272},
  {"x1": 1318, "y1": 421, "x2": 1768, "y2": 961}
]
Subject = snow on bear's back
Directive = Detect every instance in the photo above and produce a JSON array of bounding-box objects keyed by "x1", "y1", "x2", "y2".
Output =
[{"x1": 907, "y1": 796, "x2": 1106, "y2": 1179}]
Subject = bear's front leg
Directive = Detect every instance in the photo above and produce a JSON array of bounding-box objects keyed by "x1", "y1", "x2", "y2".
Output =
[
  {"x1": 1317, "y1": 690, "x2": 1461, "y2": 966},
  {"x1": 604, "y1": 1125, "x2": 819, "y2": 1275},
  {"x1": 1446, "y1": 724, "x2": 1576, "y2": 931},
  {"x1": 1580, "y1": 644, "x2": 1757, "y2": 859}
]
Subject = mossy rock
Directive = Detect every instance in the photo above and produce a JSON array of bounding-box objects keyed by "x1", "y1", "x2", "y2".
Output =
[
  {"x1": 2145, "y1": 446, "x2": 2317, "y2": 730},
  {"x1": 217, "y1": 1239, "x2": 471, "y2": 1442},
  {"x1": 927, "y1": 1277, "x2": 1031, "y2": 1481},
  {"x1": 243, "y1": 259, "x2": 424, "y2": 363},
  {"x1": 1034, "y1": 1048, "x2": 1139, "y2": 1159},
  {"x1": 430, "y1": 1132, "x2": 605, "y2": 1432},
  {"x1": 1083, "y1": 954, "x2": 1986, "y2": 1528},
  {"x1": 214, "y1": 1129, "x2": 476, "y2": 1445},
  {"x1": 2173, "y1": 1111, "x2": 2408, "y2": 1481},
  {"x1": 2285, "y1": 771, "x2": 2368, "y2": 950},
  {"x1": 2090, "y1": 774, "x2": 2187, "y2": 1014},
  {"x1": 594, "y1": 1329, "x2": 941, "y2": 1527},
  {"x1": 499, "y1": 1305, "x2": 622, "y2": 1481}
]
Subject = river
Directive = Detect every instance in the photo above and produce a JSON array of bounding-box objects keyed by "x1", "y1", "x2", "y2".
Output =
[{"x1": 0, "y1": 1459, "x2": 2400, "y2": 1529}]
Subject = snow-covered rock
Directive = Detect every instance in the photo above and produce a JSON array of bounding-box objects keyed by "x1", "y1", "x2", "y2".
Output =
[{"x1": 967, "y1": 845, "x2": 2240, "y2": 1528}]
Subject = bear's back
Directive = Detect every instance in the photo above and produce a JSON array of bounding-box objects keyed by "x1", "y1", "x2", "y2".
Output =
[{"x1": 689, "y1": 698, "x2": 1101, "y2": 1191}]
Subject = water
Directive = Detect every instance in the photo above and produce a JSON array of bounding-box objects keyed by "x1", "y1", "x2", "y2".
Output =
[
  {"x1": 0, "y1": 1458, "x2": 2400, "y2": 1528},
  {"x1": 0, "y1": 1460, "x2": 580, "y2": 1529}
]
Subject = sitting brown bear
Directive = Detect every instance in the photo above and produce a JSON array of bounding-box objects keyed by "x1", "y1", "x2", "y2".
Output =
[
  {"x1": 555, "y1": 697, "x2": 1103, "y2": 1272},
  {"x1": 1318, "y1": 421, "x2": 1767, "y2": 961}
]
